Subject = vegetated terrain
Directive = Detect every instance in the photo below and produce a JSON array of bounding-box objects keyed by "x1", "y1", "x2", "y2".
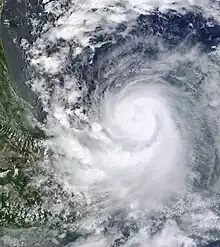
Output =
[{"x1": 0, "y1": 1, "x2": 50, "y2": 229}]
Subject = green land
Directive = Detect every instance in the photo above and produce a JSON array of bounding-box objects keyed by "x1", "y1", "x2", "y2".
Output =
[{"x1": 0, "y1": 1, "x2": 49, "y2": 229}]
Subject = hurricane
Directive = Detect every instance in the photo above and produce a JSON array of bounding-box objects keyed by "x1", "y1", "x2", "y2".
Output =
[{"x1": 1, "y1": 0, "x2": 220, "y2": 247}]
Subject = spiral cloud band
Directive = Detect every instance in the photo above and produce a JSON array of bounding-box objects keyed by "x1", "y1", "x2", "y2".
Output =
[
  {"x1": 29, "y1": 33, "x2": 220, "y2": 246},
  {"x1": 94, "y1": 80, "x2": 186, "y2": 205}
]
